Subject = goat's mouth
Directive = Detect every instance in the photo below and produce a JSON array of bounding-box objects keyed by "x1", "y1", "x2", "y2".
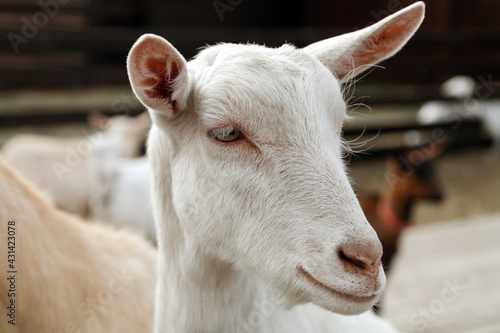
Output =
[{"x1": 297, "y1": 266, "x2": 378, "y2": 303}]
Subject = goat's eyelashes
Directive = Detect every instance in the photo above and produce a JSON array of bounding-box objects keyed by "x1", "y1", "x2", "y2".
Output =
[{"x1": 208, "y1": 126, "x2": 245, "y2": 143}]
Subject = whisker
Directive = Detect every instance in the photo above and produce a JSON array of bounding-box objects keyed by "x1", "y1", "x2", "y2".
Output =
[{"x1": 343, "y1": 127, "x2": 380, "y2": 158}]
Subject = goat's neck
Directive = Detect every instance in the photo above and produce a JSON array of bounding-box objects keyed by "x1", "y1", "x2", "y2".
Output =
[
  {"x1": 157, "y1": 239, "x2": 272, "y2": 332},
  {"x1": 151, "y1": 156, "x2": 275, "y2": 332},
  {"x1": 154, "y1": 200, "x2": 277, "y2": 332}
]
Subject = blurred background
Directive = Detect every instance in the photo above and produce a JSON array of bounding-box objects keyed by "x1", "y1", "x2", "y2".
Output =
[
  {"x1": 1, "y1": 0, "x2": 499, "y2": 223},
  {"x1": 1, "y1": 1, "x2": 500, "y2": 331}
]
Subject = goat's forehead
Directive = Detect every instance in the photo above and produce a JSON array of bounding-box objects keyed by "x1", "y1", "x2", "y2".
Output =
[
  {"x1": 194, "y1": 43, "x2": 312, "y2": 67},
  {"x1": 188, "y1": 43, "x2": 346, "y2": 130}
]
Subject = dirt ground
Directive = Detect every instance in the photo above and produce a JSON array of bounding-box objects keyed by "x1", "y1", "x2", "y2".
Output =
[{"x1": 349, "y1": 147, "x2": 500, "y2": 225}]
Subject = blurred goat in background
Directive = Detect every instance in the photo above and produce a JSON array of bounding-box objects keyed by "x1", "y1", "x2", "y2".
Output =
[
  {"x1": 358, "y1": 143, "x2": 446, "y2": 270},
  {"x1": 0, "y1": 157, "x2": 156, "y2": 333},
  {"x1": 418, "y1": 76, "x2": 500, "y2": 154},
  {"x1": 1, "y1": 112, "x2": 150, "y2": 218}
]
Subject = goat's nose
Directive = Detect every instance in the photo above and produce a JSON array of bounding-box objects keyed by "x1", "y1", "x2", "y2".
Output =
[
  {"x1": 431, "y1": 192, "x2": 443, "y2": 202},
  {"x1": 338, "y1": 243, "x2": 382, "y2": 278}
]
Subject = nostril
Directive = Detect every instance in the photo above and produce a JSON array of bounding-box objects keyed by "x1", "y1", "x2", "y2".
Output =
[
  {"x1": 339, "y1": 250, "x2": 368, "y2": 270},
  {"x1": 338, "y1": 245, "x2": 381, "y2": 276},
  {"x1": 432, "y1": 192, "x2": 443, "y2": 202}
]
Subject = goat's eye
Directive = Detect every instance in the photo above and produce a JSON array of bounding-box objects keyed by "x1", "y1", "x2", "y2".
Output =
[{"x1": 209, "y1": 126, "x2": 245, "y2": 142}]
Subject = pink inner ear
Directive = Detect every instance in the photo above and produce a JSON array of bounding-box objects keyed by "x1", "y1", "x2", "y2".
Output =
[
  {"x1": 351, "y1": 26, "x2": 407, "y2": 74},
  {"x1": 347, "y1": 9, "x2": 422, "y2": 80},
  {"x1": 142, "y1": 57, "x2": 180, "y2": 102},
  {"x1": 369, "y1": 25, "x2": 406, "y2": 57}
]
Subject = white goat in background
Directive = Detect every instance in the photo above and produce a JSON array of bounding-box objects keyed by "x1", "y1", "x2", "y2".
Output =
[
  {"x1": 1, "y1": 112, "x2": 150, "y2": 217},
  {"x1": 89, "y1": 155, "x2": 156, "y2": 242},
  {"x1": 127, "y1": 2, "x2": 425, "y2": 332},
  {"x1": 417, "y1": 75, "x2": 500, "y2": 151},
  {"x1": 0, "y1": 157, "x2": 156, "y2": 333}
]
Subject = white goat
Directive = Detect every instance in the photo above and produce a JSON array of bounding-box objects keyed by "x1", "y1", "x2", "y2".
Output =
[
  {"x1": 1, "y1": 112, "x2": 150, "y2": 217},
  {"x1": 417, "y1": 75, "x2": 500, "y2": 151},
  {"x1": 127, "y1": 2, "x2": 424, "y2": 332},
  {"x1": 0, "y1": 157, "x2": 156, "y2": 333},
  {"x1": 89, "y1": 156, "x2": 156, "y2": 242}
]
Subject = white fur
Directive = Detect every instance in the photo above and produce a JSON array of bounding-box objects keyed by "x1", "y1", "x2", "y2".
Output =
[
  {"x1": 417, "y1": 76, "x2": 500, "y2": 150},
  {"x1": 89, "y1": 156, "x2": 156, "y2": 242},
  {"x1": 127, "y1": 3, "x2": 425, "y2": 332},
  {"x1": 439, "y1": 75, "x2": 476, "y2": 99},
  {"x1": 0, "y1": 158, "x2": 156, "y2": 333},
  {"x1": 1, "y1": 113, "x2": 150, "y2": 217}
]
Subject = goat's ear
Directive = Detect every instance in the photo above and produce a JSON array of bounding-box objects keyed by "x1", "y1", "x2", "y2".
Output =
[
  {"x1": 412, "y1": 141, "x2": 448, "y2": 161},
  {"x1": 303, "y1": 1, "x2": 425, "y2": 83},
  {"x1": 127, "y1": 34, "x2": 190, "y2": 123},
  {"x1": 394, "y1": 141, "x2": 448, "y2": 166},
  {"x1": 88, "y1": 111, "x2": 109, "y2": 131}
]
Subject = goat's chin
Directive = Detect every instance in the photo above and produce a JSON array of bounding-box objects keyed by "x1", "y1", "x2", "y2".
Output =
[
  {"x1": 276, "y1": 267, "x2": 386, "y2": 316},
  {"x1": 273, "y1": 282, "x2": 380, "y2": 316},
  {"x1": 314, "y1": 291, "x2": 381, "y2": 316}
]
